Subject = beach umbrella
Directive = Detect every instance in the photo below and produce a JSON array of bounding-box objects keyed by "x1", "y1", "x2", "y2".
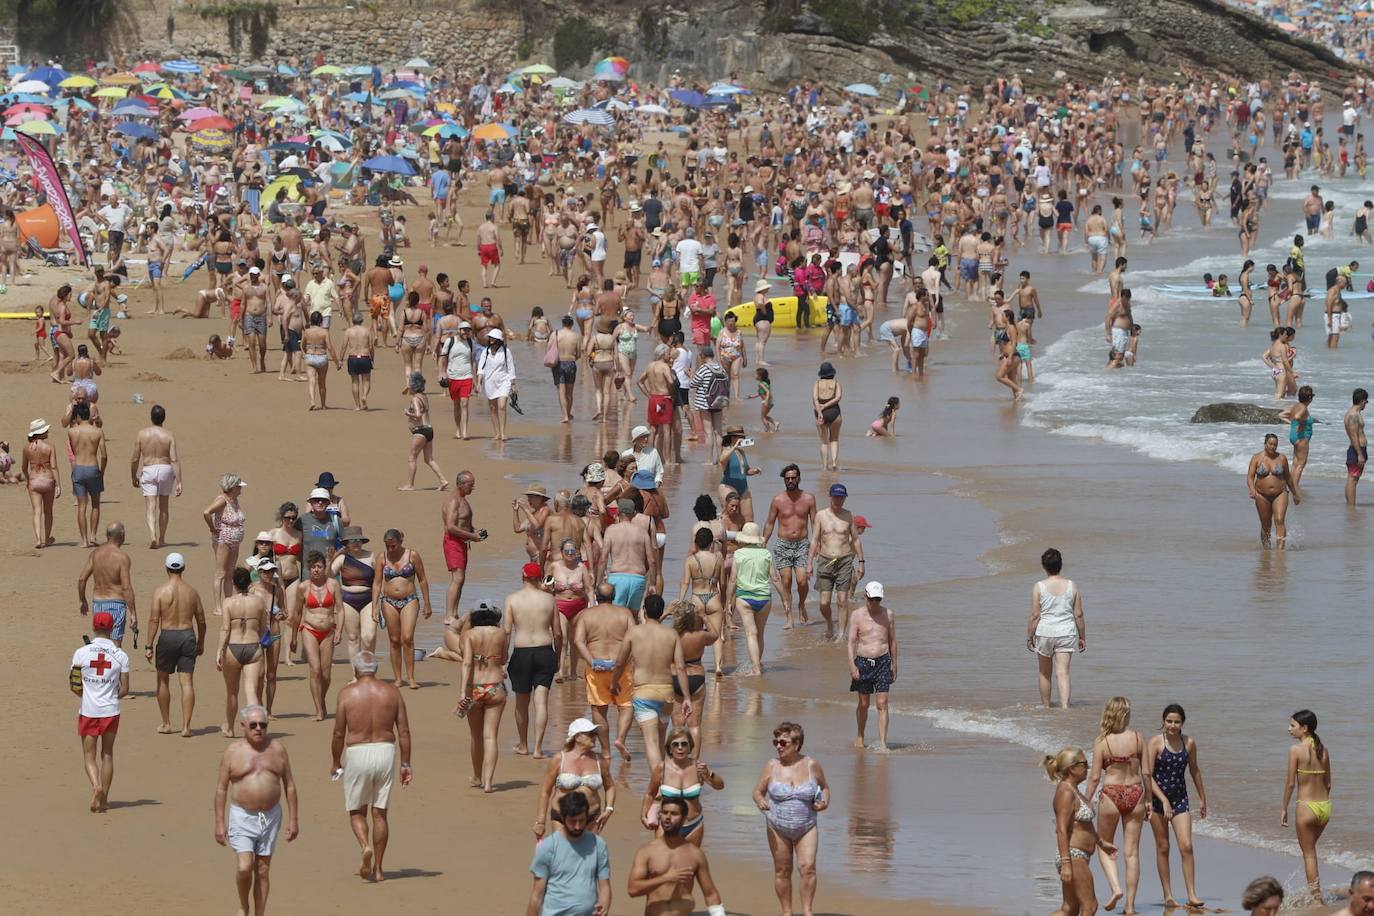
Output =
[
  {"x1": 344, "y1": 65, "x2": 372, "y2": 77},
  {"x1": 634, "y1": 103, "x2": 669, "y2": 116},
  {"x1": 178, "y1": 106, "x2": 219, "y2": 121},
  {"x1": 16, "y1": 119, "x2": 59, "y2": 135},
  {"x1": 188, "y1": 128, "x2": 233, "y2": 153},
  {"x1": 403, "y1": 57, "x2": 433, "y2": 71},
  {"x1": 276, "y1": 63, "x2": 298, "y2": 76},
  {"x1": 221, "y1": 69, "x2": 256, "y2": 81},
  {"x1": 519, "y1": 64, "x2": 557, "y2": 75},
  {"x1": 310, "y1": 65, "x2": 344, "y2": 77},
  {"x1": 59, "y1": 75, "x2": 98, "y2": 89},
  {"x1": 241, "y1": 64, "x2": 272, "y2": 76},
  {"x1": 187, "y1": 116, "x2": 234, "y2": 132},
  {"x1": 162, "y1": 60, "x2": 201, "y2": 75},
  {"x1": 563, "y1": 108, "x2": 614, "y2": 126},
  {"x1": 4, "y1": 111, "x2": 47, "y2": 125},
  {"x1": 92, "y1": 86, "x2": 129, "y2": 99},
  {"x1": 261, "y1": 96, "x2": 305, "y2": 111},
  {"x1": 422, "y1": 123, "x2": 468, "y2": 139},
  {"x1": 310, "y1": 128, "x2": 352, "y2": 146},
  {"x1": 594, "y1": 56, "x2": 630, "y2": 75},
  {"x1": 378, "y1": 89, "x2": 414, "y2": 100},
  {"x1": 844, "y1": 83, "x2": 879, "y2": 97},
  {"x1": 547, "y1": 77, "x2": 581, "y2": 90},
  {"x1": 706, "y1": 83, "x2": 748, "y2": 96},
  {"x1": 496, "y1": 82, "x2": 521, "y2": 94},
  {"x1": 5, "y1": 102, "x2": 50, "y2": 115},
  {"x1": 670, "y1": 90, "x2": 707, "y2": 108},
  {"x1": 67, "y1": 98, "x2": 95, "y2": 111},
  {"x1": 101, "y1": 72, "x2": 142, "y2": 86},
  {"x1": 131, "y1": 61, "x2": 160, "y2": 74},
  {"x1": 261, "y1": 174, "x2": 302, "y2": 203},
  {"x1": 12, "y1": 79, "x2": 52, "y2": 93},
  {"x1": 599, "y1": 98, "x2": 632, "y2": 111},
  {"x1": 112, "y1": 101, "x2": 156, "y2": 117},
  {"x1": 268, "y1": 140, "x2": 309, "y2": 152},
  {"x1": 360, "y1": 154, "x2": 417, "y2": 175},
  {"x1": 22, "y1": 65, "x2": 66, "y2": 85},
  {"x1": 313, "y1": 134, "x2": 347, "y2": 152},
  {"x1": 470, "y1": 122, "x2": 514, "y2": 141},
  {"x1": 114, "y1": 121, "x2": 158, "y2": 140}
]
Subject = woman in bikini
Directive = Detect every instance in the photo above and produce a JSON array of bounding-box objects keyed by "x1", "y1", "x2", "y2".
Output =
[
  {"x1": 1046, "y1": 746, "x2": 1116, "y2": 916},
  {"x1": 396, "y1": 291, "x2": 430, "y2": 385},
  {"x1": 570, "y1": 275, "x2": 596, "y2": 337},
  {"x1": 724, "y1": 232, "x2": 746, "y2": 308},
  {"x1": 291, "y1": 550, "x2": 341, "y2": 721},
  {"x1": 22, "y1": 419, "x2": 58, "y2": 548},
  {"x1": 1261, "y1": 328, "x2": 1292, "y2": 401},
  {"x1": 217, "y1": 567, "x2": 268, "y2": 737},
  {"x1": 456, "y1": 604, "x2": 508, "y2": 793},
  {"x1": 301, "y1": 311, "x2": 340, "y2": 410},
  {"x1": 541, "y1": 196, "x2": 561, "y2": 275},
  {"x1": 534, "y1": 718, "x2": 615, "y2": 839},
  {"x1": 678, "y1": 528, "x2": 726, "y2": 676},
  {"x1": 399, "y1": 372, "x2": 448, "y2": 491},
  {"x1": 1282, "y1": 709, "x2": 1332, "y2": 899},
  {"x1": 203, "y1": 473, "x2": 247, "y2": 617},
  {"x1": 642, "y1": 725, "x2": 724, "y2": 848},
  {"x1": 0, "y1": 208, "x2": 20, "y2": 285},
  {"x1": 248, "y1": 556, "x2": 287, "y2": 716},
  {"x1": 1246, "y1": 433, "x2": 1299, "y2": 550},
  {"x1": 371, "y1": 528, "x2": 433, "y2": 690},
  {"x1": 1145, "y1": 704, "x2": 1208, "y2": 909},
  {"x1": 331, "y1": 526, "x2": 377, "y2": 660},
  {"x1": 1085, "y1": 696, "x2": 1149, "y2": 914},
  {"x1": 812, "y1": 362, "x2": 843, "y2": 473},
  {"x1": 550, "y1": 538, "x2": 593, "y2": 681},
  {"x1": 586, "y1": 316, "x2": 619, "y2": 422},
  {"x1": 268, "y1": 502, "x2": 303, "y2": 600},
  {"x1": 1236, "y1": 259, "x2": 1256, "y2": 326},
  {"x1": 668, "y1": 602, "x2": 717, "y2": 748}
]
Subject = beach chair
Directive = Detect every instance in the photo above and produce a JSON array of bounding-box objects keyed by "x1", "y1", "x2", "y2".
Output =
[{"x1": 26, "y1": 236, "x2": 68, "y2": 267}]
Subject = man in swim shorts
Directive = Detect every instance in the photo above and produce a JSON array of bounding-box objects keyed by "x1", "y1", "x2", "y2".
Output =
[
  {"x1": 808, "y1": 483, "x2": 864, "y2": 641},
  {"x1": 638, "y1": 343, "x2": 678, "y2": 460},
  {"x1": 78, "y1": 522, "x2": 136, "y2": 648},
  {"x1": 442, "y1": 471, "x2": 485, "y2": 623},
  {"x1": 332, "y1": 651, "x2": 412, "y2": 882},
  {"x1": 504, "y1": 563, "x2": 560, "y2": 757},
  {"x1": 602, "y1": 498, "x2": 655, "y2": 611},
  {"x1": 847, "y1": 581, "x2": 897, "y2": 751},
  {"x1": 610, "y1": 595, "x2": 692, "y2": 773},
  {"x1": 763, "y1": 464, "x2": 817, "y2": 626},
  {"x1": 131, "y1": 404, "x2": 182, "y2": 548},
  {"x1": 574, "y1": 582, "x2": 636, "y2": 759},
  {"x1": 214, "y1": 703, "x2": 299, "y2": 914},
  {"x1": 476, "y1": 212, "x2": 503, "y2": 289},
  {"x1": 146, "y1": 552, "x2": 207, "y2": 736},
  {"x1": 1346, "y1": 388, "x2": 1368, "y2": 505}
]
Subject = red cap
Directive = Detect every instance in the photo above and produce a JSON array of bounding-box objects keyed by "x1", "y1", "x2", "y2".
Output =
[
  {"x1": 522, "y1": 561, "x2": 543, "y2": 579},
  {"x1": 854, "y1": 515, "x2": 873, "y2": 530},
  {"x1": 92, "y1": 611, "x2": 115, "y2": 630}
]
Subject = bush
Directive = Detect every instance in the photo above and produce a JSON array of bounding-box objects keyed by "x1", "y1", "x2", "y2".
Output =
[{"x1": 552, "y1": 17, "x2": 613, "y2": 72}]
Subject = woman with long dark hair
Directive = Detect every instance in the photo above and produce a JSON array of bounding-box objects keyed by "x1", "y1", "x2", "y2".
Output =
[
  {"x1": 1145, "y1": 704, "x2": 1208, "y2": 908},
  {"x1": 1282, "y1": 709, "x2": 1331, "y2": 898}
]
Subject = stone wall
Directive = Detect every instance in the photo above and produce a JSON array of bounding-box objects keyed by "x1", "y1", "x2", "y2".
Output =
[{"x1": 98, "y1": 0, "x2": 522, "y2": 69}]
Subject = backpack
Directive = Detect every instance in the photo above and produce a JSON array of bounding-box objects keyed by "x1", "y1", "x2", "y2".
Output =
[{"x1": 704, "y1": 365, "x2": 729, "y2": 411}]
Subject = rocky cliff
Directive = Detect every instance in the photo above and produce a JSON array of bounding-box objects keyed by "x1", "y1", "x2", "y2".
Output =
[{"x1": 40, "y1": 0, "x2": 1359, "y2": 91}]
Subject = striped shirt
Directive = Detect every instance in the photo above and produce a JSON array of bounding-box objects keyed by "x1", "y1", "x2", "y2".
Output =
[{"x1": 690, "y1": 361, "x2": 726, "y2": 411}]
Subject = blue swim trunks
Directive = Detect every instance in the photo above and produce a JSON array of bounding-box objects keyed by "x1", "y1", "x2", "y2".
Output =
[
  {"x1": 606, "y1": 572, "x2": 647, "y2": 611},
  {"x1": 93, "y1": 598, "x2": 128, "y2": 642},
  {"x1": 488, "y1": 187, "x2": 506, "y2": 205}
]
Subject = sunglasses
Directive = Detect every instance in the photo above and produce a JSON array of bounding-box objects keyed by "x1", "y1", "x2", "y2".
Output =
[
  {"x1": 246, "y1": 722, "x2": 268, "y2": 730},
  {"x1": 772, "y1": 738, "x2": 791, "y2": 747},
  {"x1": 668, "y1": 741, "x2": 691, "y2": 748}
]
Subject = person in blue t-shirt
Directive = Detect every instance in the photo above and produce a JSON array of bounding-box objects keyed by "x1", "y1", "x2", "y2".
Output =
[{"x1": 527, "y1": 792, "x2": 610, "y2": 916}]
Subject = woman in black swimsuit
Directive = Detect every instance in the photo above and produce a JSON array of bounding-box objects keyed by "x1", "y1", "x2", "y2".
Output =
[
  {"x1": 669, "y1": 601, "x2": 718, "y2": 749},
  {"x1": 812, "y1": 361, "x2": 843, "y2": 472},
  {"x1": 399, "y1": 372, "x2": 448, "y2": 492}
]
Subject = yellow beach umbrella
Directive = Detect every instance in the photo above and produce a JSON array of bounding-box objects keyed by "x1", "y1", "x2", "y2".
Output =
[
  {"x1": 434, "y1": 102, "x2": 457, "y2": 114},
  {"x1": 101, "y1": 72, "x2": 142, "y2": 86},
  {"x1": 262, "y1": 174, "x2": 303, "y2": 205},
  {"x1": 92, "y1": 86, "x2": 128, "y2": 99},
  {"x1": 310, "y1": 65, "x2": 343, "y2": 77},
  {"x1": 16, "y1": 120, "x2": 57, "y2": 135},
  {"x1": 60, "y1": 75, "x2": 98, "y2": 89},
  {"x1": 471, "y1": 123, "x2": 508, "y2": 141}
]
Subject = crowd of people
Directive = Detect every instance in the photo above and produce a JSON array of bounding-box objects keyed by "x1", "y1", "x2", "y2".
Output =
[{"x1": 15, "y1": 38, "x2": 1370, "y2": 915}]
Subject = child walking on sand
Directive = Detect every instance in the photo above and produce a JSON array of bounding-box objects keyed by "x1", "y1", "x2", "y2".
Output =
[
  {"x1": 747, "y1": 366, "x2": 780, "y2": 432},
  {"x1": 34, "y1": 306, "x2": 51, "y2": 365},
  {"x1": 867, "y1": 396, "x2": 900, "y2": 437}
]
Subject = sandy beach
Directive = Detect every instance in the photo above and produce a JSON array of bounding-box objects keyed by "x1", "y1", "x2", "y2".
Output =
[{"x1": 5, "y1": 92, "x2": 1374, "y2": 916}]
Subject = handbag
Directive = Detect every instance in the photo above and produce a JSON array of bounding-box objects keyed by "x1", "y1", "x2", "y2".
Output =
[{"x1": 543, "y1": 334, "x2": 559, "y2": 369}]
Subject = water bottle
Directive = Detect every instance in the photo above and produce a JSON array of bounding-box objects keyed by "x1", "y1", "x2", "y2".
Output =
[{"x1": 132, "y1": 393, "x2": 144, "y2": 405}]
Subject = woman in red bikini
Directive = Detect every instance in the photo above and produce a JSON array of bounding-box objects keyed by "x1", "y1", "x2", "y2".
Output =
[
  {"x1": 291, "y1": 551, "x2": 341, "y2": 721},
  {"x1": 1085, "y1": 695, "x2": 1150, "y2": 914},
  {"x1": 549, "y1": 538, "x2": 593, "y2": 682}
]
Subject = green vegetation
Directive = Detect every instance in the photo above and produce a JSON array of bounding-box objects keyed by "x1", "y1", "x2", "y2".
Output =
[
  {"x1": 1, "y1": 0, "x2": 114, "y2": 55},
  {"x1": 812, "y1": 0, "x2": 881, "y2": 43},
  {"x1": 195, "y1": 0, "x2": 278, "y2": 18},
  {"x1": 552, "y1": 16, "x2": 613, "y2": 72}
]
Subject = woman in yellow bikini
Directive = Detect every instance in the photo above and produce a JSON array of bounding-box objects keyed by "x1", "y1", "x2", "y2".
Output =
[
  {"x1": 456, "y1": 605, "x2": 508, "y2": 793},
  {"x1": 1281, "y1": 708, "x2": 1332, "y2": 899}
]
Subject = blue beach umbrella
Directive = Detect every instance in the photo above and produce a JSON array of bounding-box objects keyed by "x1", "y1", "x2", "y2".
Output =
[
  {"x1": 113, "y1": 121, "x2": 158, "y2": 139},
  {"x1": 360, "y1": 155, "x2": 417, "y2": 175},
  {"x1": 161, "y1": 60, "x2": 201, "y2": 75},
  {"x1": 844, "y1": 83, "x2": 879, "y2": 97}
]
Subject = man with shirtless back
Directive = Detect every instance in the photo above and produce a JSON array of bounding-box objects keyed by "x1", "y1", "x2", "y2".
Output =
[
  {"x1": 331, "y1": 651, "x2": 413, "y2": 883},
  {"x1": 130, "y1": 404, "x2": 182, "y2": 548},
  {"x1": 601, "y1": 498, "x2": 656, "y2": 612},
  {"x1": 503, "y1": 563, "x2": 560, "y2": 758},
  {"x1": 763, "y1": 464, "x2": 818, "y2": 628},
  {"x1": 364, "y1": 256, "x2": 394, "y2": 344},
  {"x1": 146, "y1": 552, "x2": 207, "y2": 736},
  {"x1": 78, "y1": 522, "x2": 136, "y2": 649},
  {"x1": 242, "y1": 266, "x2": 270, "y2": 373},
  {"x1": 488, "y1": 163, "x2": 508, "y2": 221},
  {"x1": 848, "y1": 581, "x2": 898, "y2": 751},
  {"x1": 68, "y1": 401, "x2": 107, "y2": 547},
  {"x1": 637, "y1": 343, "x2": 680, "y2": 463},
  {"x1": 342, "y1": 313, "x2": 376, "y2": 411},
  {"x1": 476, "y1": 212, "x2": 503, "y2": 289},
  {"x1": 509, "y1": 191, "x2": 532, "y2": 264},
  {"x1": 620, "y1": 204, "x2": 646, "y2": 285},
  {"x1": 213, "y1": 703, "x2": 299, "y2": 915},
  {"x1": 610, "y1": 595, "x2": 692, "y2": 774},
  {"x1": 627, "y1": 795, "x2": 725, "y2": 916},
  {"x1": 550, "y1": 315, "x2": 581, "y2": 423},
  {"x1": 1105, "y1": 288, "x2": 1135, "y2": 366},
  {"x1": 807, "y1": 483, "x2": 864, "y2": 641},
  {"x1": 1346, "y1": 387, "x2": 1368, "y2": 506},
  {"x1": 574, "y1": 581, "x2": 637, "y2": 759},
  {"x1": 441, "y1": 470, "x2": 487, "y2": 623}
]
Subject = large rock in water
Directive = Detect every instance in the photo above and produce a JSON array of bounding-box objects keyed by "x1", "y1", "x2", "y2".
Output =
[{"x1": 1190, "y1": 402, "x2": 1286, "y2": 424}]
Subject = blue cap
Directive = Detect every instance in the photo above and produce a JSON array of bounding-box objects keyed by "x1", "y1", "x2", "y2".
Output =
[
  {"x1": 631, "y1": 469, "x2": 657, "y2": 490},
  {"x1": 829, "y1": 483, "x2": 848, "y2": 498}
]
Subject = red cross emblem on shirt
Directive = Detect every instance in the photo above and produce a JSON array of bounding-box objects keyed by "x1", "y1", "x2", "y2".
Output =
[{"x1": 89, "y1": 652, "x2": 113, "y2": 676}]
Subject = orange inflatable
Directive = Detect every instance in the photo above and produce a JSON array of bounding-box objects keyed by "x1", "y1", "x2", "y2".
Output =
[{"x1": 16, "y1": 204, "x2": 60, "y2": 249}]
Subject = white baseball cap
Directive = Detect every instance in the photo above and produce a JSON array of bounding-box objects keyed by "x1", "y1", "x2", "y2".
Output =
[
  {"x1": 165, "y1": 552, "x2": 186, "y2": 571},
  {"x1": 567, "y1": 717, "x2": 598, "y2": 740},
  {"x1": 864, "y1": 581, "x2": 884, "y2": 599}
]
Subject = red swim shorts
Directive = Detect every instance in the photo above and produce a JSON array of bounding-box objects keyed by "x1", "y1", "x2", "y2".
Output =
[
  {"x1": 648, "y1": 393, "x2": 674, "y2": 426},
  {"x1": 479, "y1": 243, "x2": 500, "y2": 266},
  {"x1": 77, "y1": 714, "x2": 120, "y2": 737},
  {"x1": 447, "y1": 377, "x2": 474, "y2": 400},
  {"x1": 229, "y1": 299, "x2": 243, "y2": 322},
  {"x1": 443, "y1": 530, "x2": 469, "y2": 571}
]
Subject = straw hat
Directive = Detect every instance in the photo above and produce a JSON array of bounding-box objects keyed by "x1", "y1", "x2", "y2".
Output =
[
  {"x1": 754, "y1": 280, "x2": 771, "y2": 293},
  {"x1": 26, "y1": 419, "x2": 49, "y2": 438},
  {"x1": 736, "y1": 522, "x2": 764, "y2": 545},
  {"x1": 525, "y1": 483, "x2": 549, "y2": 499}
]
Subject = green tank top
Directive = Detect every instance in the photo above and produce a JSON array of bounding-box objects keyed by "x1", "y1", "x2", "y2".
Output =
[{"x1": 734, "y1": 546, "x2": 772, "y2": 598}]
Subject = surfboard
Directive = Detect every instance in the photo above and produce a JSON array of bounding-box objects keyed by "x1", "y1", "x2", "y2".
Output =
[
  {"x1": 0, "y1": 312, "x2": 36, "y2": 319},
  {"x1": 725, "y1": 295, "x2": 830, "y2": 330}
]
